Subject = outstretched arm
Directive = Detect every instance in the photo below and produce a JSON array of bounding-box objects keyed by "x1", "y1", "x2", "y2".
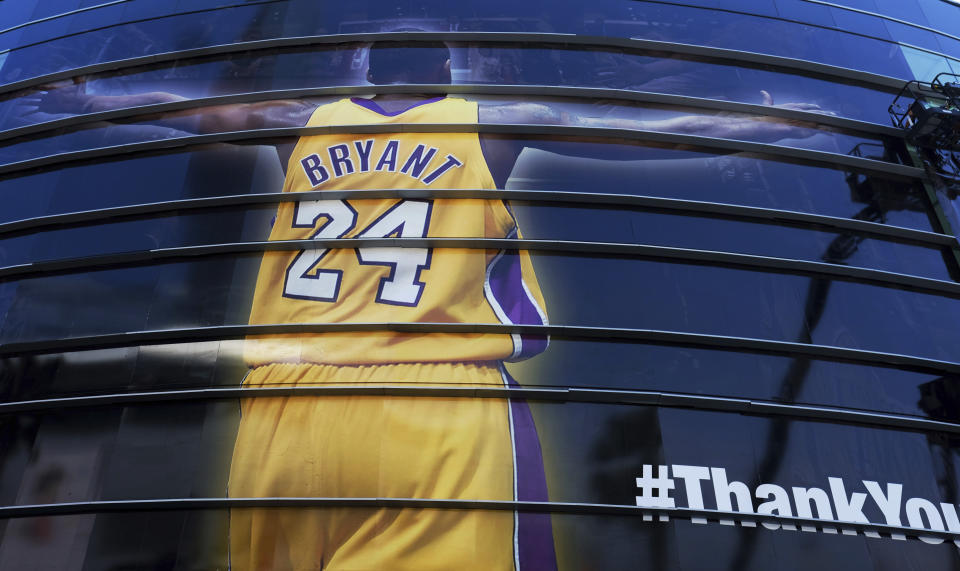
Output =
[
  {"x1": 24, "y1": 80, "x2": 317, "y2": 133},
  {"x1": 480, "y1": 92, "x2": 831, "y2": 143},
  {"x1": 477, "y1": 93, "x2": 831, "y2": 187}
]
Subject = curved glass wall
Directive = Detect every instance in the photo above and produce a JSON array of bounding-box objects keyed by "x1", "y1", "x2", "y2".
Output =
[
  {"x1": 1, "y1": 0, "x2": 959, "y2": 83},
  {"x1": 1, "y1": 1, "x2": 960, "y2": 569}
]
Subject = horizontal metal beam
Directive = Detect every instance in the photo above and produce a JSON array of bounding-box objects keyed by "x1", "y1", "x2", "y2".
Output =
[
  {"x1": 2, "y1": 189, "x2": 951, "y2": 249},
  {"x1": 1, "y1": 384, "x2": 956, "y2": 436},
  {"x1": 0, "y1": 84, "x2": 902, "y2": 146},
  {"x1": 1, "y1": 322, "x2": 958, "y2": 376},
  {"x1": 0, "y1": 32, "x2": 909, "y2": 100},
  {"x1": 1, "y1": 237, "x2": 955, "y2": 299},
  {"x1": 0, "y1": 0, "x2": 133, "y2": 37},
  {"x1": 0, "y1": 123, "x2": 925, "y2": 182},
  {"x1": 0, "y1": 496, "x2": 953, "y2": 542}
]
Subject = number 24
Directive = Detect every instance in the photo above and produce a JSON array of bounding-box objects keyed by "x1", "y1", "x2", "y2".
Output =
[{"x1": 282, "y1": 199, "x2": 433, "y2": 307}]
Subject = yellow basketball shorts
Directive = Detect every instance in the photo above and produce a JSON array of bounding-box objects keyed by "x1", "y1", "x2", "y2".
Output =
[{"x1": 227, "y1": 361, "x2": 556, "y2": 570}]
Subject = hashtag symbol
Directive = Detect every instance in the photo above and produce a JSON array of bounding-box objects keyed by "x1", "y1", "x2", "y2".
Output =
[{"x1": 635, "y1": 464, "x2": 676, "y2": 509}]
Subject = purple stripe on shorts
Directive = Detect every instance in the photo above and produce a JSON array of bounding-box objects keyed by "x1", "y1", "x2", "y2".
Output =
[
  {"x1": 503, "y1": 370, "x2": 557, "y2": 571},
  {"x1": 350, "y1": 96, "x2": 445, "y2": 116},
  {"x1": 487, "y1": 246, "x2": 548, "y2": 360}
]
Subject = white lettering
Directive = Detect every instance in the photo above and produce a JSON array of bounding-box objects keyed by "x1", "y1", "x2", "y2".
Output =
[
  {"x1": 828, "y1": 477, "x2": 868, "y2": 536},
  {"x1": 792, "y1": 487, "x2": 836, "y2": 533},
  {"x1": 865, "y1": 480, "x2": 904, "y2": 540},
  {"x1": 632, "y1": 464, "x2": 960, "y2": 548},
  {"x1": 940, "y1": 503, "x2": 960, "y2": 549},
  {"x1": 712, "y1": 467, "x2": 755, "y2": 527},
  {"x1": 906, "y1": 497, "x2": 945, "y2": 545},
  {"x1": 756, "y1": 484, "x2": 795, "y2": 531},
  {"x1": 672, "y1": 465, "x2": 710, "y2": 524}
]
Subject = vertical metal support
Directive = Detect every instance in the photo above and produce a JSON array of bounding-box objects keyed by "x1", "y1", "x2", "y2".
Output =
[{"x1": 904, "y1": 142, "x2": 960, "y2": 277}]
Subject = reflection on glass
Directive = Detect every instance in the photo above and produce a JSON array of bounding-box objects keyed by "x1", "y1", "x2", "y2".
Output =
[
  {"x1": 0, "y1": 197, "x2": 947, "y2": 278},
  {"x1": 1, "y1": 336, "x2": 957, "y2": 419},
  {"x1": 2, "y1": 95, "x2": 900, "y2": 166},
  {"x1": 3, "y1": 506, "x2": 958, "y2": 570},
  {"x1": 3, "y1": 0, "x2": 956, "y2": 91},
  {"x1": 0, "y1": 43, "x2": 901, "y2": 135},
  {"x1": 1, "y1": 5, "x2": 959, "y2": 569},
  {"x1": 3, "y1": 402, "x2": 960, "y2": 568},
  {"x1": 3, "y1": 249, "x2": 960, "y2": 358}
]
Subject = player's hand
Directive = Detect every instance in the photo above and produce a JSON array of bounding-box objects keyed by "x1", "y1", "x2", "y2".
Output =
[
  {"x1": 737, "y1": 89, "x2": 837, "y2": 142},
  {"x1": 760, "y1": 90, "x2": 836, "y2": 116},
  {"x1": 20, "y1": 80, "x2": 92, "y2": 117}
]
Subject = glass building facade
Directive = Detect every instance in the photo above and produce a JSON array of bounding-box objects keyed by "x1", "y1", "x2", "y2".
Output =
[{"x1": 0, "y1": 0, "x2": 959, "y2": 569}]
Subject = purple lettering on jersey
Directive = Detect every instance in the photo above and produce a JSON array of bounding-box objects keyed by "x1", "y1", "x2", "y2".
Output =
[
  {"x1": 375, "y1": 140, "x2": 400, "y2": 172},
  {"x1": 327, "y1": 144, "x2": 355, "y2": 177},
  {"x1": 420, "y1": 154, "x2": 463, "y2": 185},
  {"x1": 300, "y1": 153, "x2": 330, "y2": 186},
  {"x1": 400, "y1": 144, "x2": 438, "y2": 179},
  {"x1": 354, "y1": 139, "x2": 374, "y2": 172}
]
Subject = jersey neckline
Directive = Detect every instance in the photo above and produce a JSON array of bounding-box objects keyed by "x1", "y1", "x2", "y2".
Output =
[{"x1": 349, "y1": 96, "x2": 446, "y2": 116}]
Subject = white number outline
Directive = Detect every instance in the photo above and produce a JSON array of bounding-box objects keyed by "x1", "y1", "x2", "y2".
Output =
[
  {"x1": 281, "y1": 199, "x2": 433, "y2": 306},
  {"x1": 354, "y1": 200, "x2": 434, "y2": 307},
  {"x1": 281, "y1": 200, "x2": 358, "y2": 302}
]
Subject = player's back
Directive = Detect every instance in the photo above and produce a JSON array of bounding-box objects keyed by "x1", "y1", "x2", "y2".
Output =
[{"x1": 245, "y1": 97, "x2": 547, "y2": 366}]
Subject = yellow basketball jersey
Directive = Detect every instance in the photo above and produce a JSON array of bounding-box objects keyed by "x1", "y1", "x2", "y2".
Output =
[{"x1": 245, "y1": 97, "x2": 548, "y2": 367}]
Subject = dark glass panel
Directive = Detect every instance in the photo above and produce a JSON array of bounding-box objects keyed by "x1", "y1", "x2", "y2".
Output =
[
  {"x1": 0, "y1": 0, "x2": 951, "y2": 102},
  {"x1": 63, "y1": 2, "x2": 130, "y2": 35},
  {"x1": 884, "y1": 19, "x2": 945, "y2": 53},
  {"x1": 501, "y1": 139, "x2": 930, "y2": 229},
  {"x1": 0, "y1": 140, "x2": 933, "y2": 230},
  {"x1": 774, "y1": 0, "x2": 839, "y2": 27},
  {"x1": 936, "y1": 35, "x2": 960, "y2": 62},
  {"x1": 2, "y1": 508, "x2": 957, "y2": 570},
  {"x1": 0, "y1": 2, "x2": 289, "y2": 85},
  {"x1": 28, "y1": 0, "x2": 83, "y2": 21},
  {"x1": 515, "y1": 337, "x2": 958, "y2": 418},
  {"x1": 0, "y1": 44, "x2": 909, "y2": 132},
  {"x1": 533, "y1": 403, "x2": 960, "y2": 506},
  {"x1": 3, "y1": 401, "x2": 960, "y2": 510},
  {"x1": 919, "y1": 0, "x2": 960, "y2": 38},
  {"x1": 1, "y1": 335, "x2": 956, "y2": 416},
  {"x1": 874, "y1": 0, "x2": 929, "y2": 25},
  {"x1": 14, "y1": 14, "x2": 72, "y2": 50},
  {"x1": 0, "y1": 147, "x2": 277, "y2": 223},
  {"x1": 830, "y1": 5, "x2": 892, "y2": 40},
  {"x1": 1, "y1": 250, "x2": 959, "y2": 360},
  {"x1": 0, "y1": 2, "x2": 37, "y2": 37},
  {"x1": 0, "y1": 340, "x2": 246, "y2": 401},
  {"x1": 0, "y1": 95, "x2": 905, "y2": 166},
  {"x1": 0, "y1": 198, "x2": 948, "y2": 279}
]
